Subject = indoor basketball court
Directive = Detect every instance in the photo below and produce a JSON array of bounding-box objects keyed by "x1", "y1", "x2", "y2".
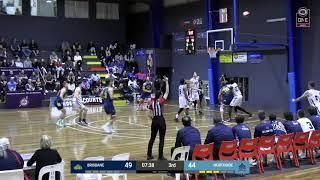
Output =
[{"x1": 0, "y1": 0, "x2": 319, "y2": 180}]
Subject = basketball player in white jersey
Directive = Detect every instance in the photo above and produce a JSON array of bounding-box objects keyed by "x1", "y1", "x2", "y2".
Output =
[
  {"x1": 175, "y1": 79, "x2": 190, "y2": 122},
  {"x1": 294, "y1": 81, "x2": 320, "y2": 114},
  {"x1": 228, "y1": 79, "x2": 252, "y2": 121},
  {"x1": 190, "y1": 72, "x2": 202, "y2": 115},
  {"x1": 73, "y1": 81, "x2": 88, "y2": 125}
]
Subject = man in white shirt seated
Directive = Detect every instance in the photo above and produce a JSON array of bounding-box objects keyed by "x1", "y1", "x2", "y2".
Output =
[
  {"x1": 297, "y1": 109, "x2": 315, "y2": 132},
  {"x1": 15, "y1": 57, "x2": 23, "y2": 68},
  {"x1": 73, "y1": 51, "x2": 82, "y2": 71}
]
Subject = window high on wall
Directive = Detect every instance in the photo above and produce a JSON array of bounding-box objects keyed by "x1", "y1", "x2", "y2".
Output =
[
  {"x1": 30, "y1": 0, "x2": 57, "y2": 17},
  {"x1": 96, "y1": 2, "x2": 119, "y2": 20},
  {"x1": 0, "y1": 0, "x2": 22, "y2": 15},
  {"x1": 65, "y1": 0, "x2": 88, "y2": 18}
]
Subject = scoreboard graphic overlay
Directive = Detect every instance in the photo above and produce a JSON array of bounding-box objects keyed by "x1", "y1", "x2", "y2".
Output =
[{"x1": 71, "y1": 160, "x2": 250, "y2": 175}]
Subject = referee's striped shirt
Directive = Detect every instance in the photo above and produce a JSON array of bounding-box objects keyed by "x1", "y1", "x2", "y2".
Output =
[{"x1": 151, "y1": 98, "x2": 166, "y2": 117}]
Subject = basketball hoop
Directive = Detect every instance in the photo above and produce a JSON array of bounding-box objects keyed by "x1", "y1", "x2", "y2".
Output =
[{"x1": 208, "y1": 47, "x2": 220, "y2": 58}]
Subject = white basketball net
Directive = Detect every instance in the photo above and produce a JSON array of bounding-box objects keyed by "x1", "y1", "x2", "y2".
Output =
[{"x1": 207, "y1": 47, "x2": 219, "y2": 58}]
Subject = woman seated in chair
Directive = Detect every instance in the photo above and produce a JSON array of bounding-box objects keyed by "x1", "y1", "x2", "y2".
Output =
[
  {"x1": 0, "y1": 137, "x2": 24, "y2": 171},
  {"x1": 27, "y1": 135, "x2": 62, "y2": 180}
]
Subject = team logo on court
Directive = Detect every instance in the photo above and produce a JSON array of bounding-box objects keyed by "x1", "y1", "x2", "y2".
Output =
[
  {"x1": 19, "y1": 96, "x2": 29, "y2": 107},
  {"x1": 296, "y1": 7, "x2": 310, "y2": 27}
]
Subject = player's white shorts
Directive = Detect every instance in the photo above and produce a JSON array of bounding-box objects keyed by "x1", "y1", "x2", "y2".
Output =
[
  {"x1": 179, "y1": 97, "x2": 189, "y2": 109},
  {"x1": 230, "y1": 96, "x2": 243, "y2": 107},
  {"x1": 191, "y1": 91, "x2": 199, "y2": 101}
]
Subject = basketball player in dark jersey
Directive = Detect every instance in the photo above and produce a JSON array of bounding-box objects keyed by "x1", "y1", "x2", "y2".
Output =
[
  {"x1": 101, "y1": 78, "x2": 116, "y2": 134},
  {"x1": 54, "y1": 81, "x2": 68, "y2": 127},
  {"x1": 137, "y1": 77, "x2": 153, "y2": 111}
]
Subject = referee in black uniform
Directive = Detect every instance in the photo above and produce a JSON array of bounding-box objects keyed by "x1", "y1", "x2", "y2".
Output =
[{"x1": 147, "y1": 76, "x2": 169, "y2": 160}]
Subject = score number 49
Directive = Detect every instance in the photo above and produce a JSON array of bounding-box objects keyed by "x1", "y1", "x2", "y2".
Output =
[{"x1": 125, "y1": 162, "x2": 133, "y2": 169}]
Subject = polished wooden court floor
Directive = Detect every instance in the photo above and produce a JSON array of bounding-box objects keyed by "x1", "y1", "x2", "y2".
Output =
[{"x1": 0, "y1": 103, "x2": 319, "y2": 179}]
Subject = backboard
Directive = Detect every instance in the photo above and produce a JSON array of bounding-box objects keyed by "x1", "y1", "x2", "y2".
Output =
[{"x1": 207, "y1": 28, "x2": 233, "y2": 51}]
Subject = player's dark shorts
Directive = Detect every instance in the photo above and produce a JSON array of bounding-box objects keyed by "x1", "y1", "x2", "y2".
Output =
[
  {"x1": 223, "y1": 94, "x2": 233, "y2": 105},
  {"x1": 141, "y1": 92, "x2": 151, "y2": 99},
  {"x1": 104, "y1": 99, "x2": 116, "y2": 115},
  {"x1": 54, "y1": 96, "x2": 64, "y2": 110}
]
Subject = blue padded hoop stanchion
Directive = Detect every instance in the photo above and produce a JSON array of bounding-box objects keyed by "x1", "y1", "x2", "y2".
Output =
[{"x1": 288, "y1": 72, "x2": 297, "y2": 113}]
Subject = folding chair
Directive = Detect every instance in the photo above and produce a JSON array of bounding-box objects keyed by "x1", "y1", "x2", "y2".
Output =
[
  {"x1": 192, "y1": 144, "x2": 216, "y2": 180},
  {"x1": 219, "y1": 140, "x2": 238, "y2": 179},
  {"x1": 38, "y1": 162, "x2": 64, "y2": 180},
  {"x1": 308, "y1": 130, "x2": 320, "y2": 164},
  {"x1": 275, "y1": 133, "x2": 294, "y2": 169},
  {"x1": 171, "y1": 146, "x2": 190, "y2": 180},
  {"x1": 292, "y1": 132, "x2": 311, "y2": 167},
  {"x1": 257, "y1": 135, "x2": 278, "y2": 172},
  {"x1": 0, "y1": 169, "x2": 24, "y2": 180},
  {"x1": 238, "y1": 138, "x2": 261, "y2": 174},
  {"x1": 76, "y1": 156, "x2": 104, "y2": 180},
  {"x1": 103, "y1": 153, "x2": 130, "y2": 180}
]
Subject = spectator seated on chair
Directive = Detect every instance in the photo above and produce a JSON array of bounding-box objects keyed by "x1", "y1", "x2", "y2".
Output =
[
  {"x1": 0, "y1": 59, "x2": 10, "y2": 67},
  {"x1": 73, "y1": 51, "x2": 82, "y2": 71},
  {"x1": 23, "y1": 57, "x2": 33, "y2": 68},
  {"x1": 47, "y1": 59, "x2": 56, "y2": 75},
  {"x1": 0, "y1": 81, "x2": 5, "y2": 102},
  {"x1": 0, "y1": 72, "x2": 7, "y2": 86},
  {"x1": 172, "y1": 116, "x2": 201, "y2": 160},
  {"x1": 90, "y1": 72, "x2": 100, "y2": 87},
  {"x1": 16, "y1": 80, "x2": 24, "y2": 91},
  {"x1": 49, "y1": 51, "x2": 58, "y2": 62},
  {"x1": 72, "y1": 42, "x2": 82, "y2": 54},
  {"x1": 10, "y1": 38, "x2": 20, "y2": 57},
  {"x1": 308, "y1": 107, "x2": 320, "y2": 130},
  {"x1": 269, "y1": 113, "x2": 287, "y2": 137},
  {"x1": 119, "y1": 82, "x2": 134, "y2": 103},
  {"x1": 35, "y1": 78, "x2": 43, "y2": 91},
  {"x1": 87, "y1": 41, "x2": 96, "y2": 55},
  {"x1": 30, "y1": 72, "x2": 39, "y2": 84},
  {"x1": 254, "y1": 110, "x2": 275, "y2": 138},
  {"x1": 32, "y1": 58, "x2": 41, "y2": 69},
  {"x1": 297, "y1": 109, "x2": 315, "y2": 132},
  {"x1": 7, "y1": 77, "x2": 17, "y2": 92},
  {"x1": 128, "y1": 77, "x2": 139, "y2": 93},
  {"x1": 55, "y1": 59, "x2": 64, "y2": 78},
  {"x1": 0, "y1": 44, "x2": 6, "y2": 60},
  {"x1": 61, "y1": 41, "x2": 71, "y2": 55},
  {"x1": 27, "y1": 135, "x2": 62, "y2": 180},
  {"x1": 0, "y1": 137, "x2": 24, "y2": 171},
  {"x1": 29, "y1": 39, "x2": 39, "y2": 57},
  {"x1": 204, "y1": 118, "x2": 235, "y2": 159},
  {"x1": 20, "y1": 39, "x2": 32, "y2": 57},
  {"x1": 283, "y1": 112, "x2": 303, "y2": 134},
  {"x1": 232, "y1": 115, "x2": 252, "y2": 144},
  {"x1": 14, "y1": 56, "x2": 23, "y2": 68},
  {"x1": 45, "y1": 71, "x2": 55, "y2": 92},
  {"x1": 0, "y1": 37, "x2": 7, "y2": 53},
  {"x1": 62, "y1": 50, "x2": 72, "y2": 63},
  {"x1": 18, "y1": 70, "x2": 28, "y2": 85},
  {"x1": 67, "y1": 72, "x2": 76, "y2": 95},
  {"x1": 25, "y1": 79, "x2": 35, "y2": 91}
]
